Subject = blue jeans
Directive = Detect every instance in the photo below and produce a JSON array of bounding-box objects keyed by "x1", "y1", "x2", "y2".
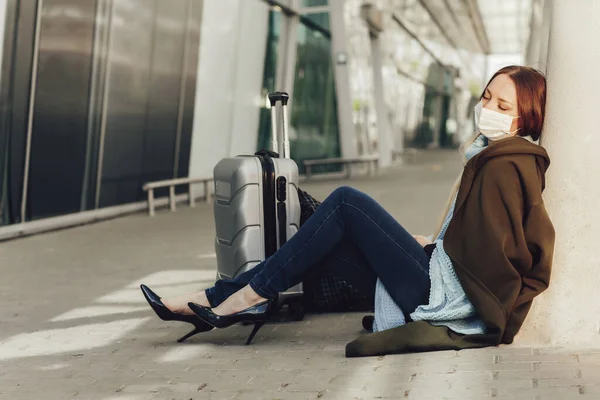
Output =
[{"x1": 205, "y1": 186, "x2": 431, "y2": 315}]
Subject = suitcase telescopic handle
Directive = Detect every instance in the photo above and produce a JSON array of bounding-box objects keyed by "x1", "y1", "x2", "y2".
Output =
[
  {"x1": 268, "y1": 92, "x2": 289, "y2": 106},
  {"x1": 268, "y1": 92, "x2": 290, "y2": 159}
]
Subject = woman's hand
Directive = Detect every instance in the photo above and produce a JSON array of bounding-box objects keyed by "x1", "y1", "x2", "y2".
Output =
[{"x1": 413, "y1": 235, "x2": 433, "y2": 247}]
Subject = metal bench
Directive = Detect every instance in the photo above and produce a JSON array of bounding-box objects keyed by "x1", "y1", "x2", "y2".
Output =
[
  {"x1": 142, "y1": 177, "x2": 212, "y2": 217},
  {"x1": 392, "y1": 148, "x2": 419, "y2": 163},
  {"x1": 302, "y1": 155, "x2": 379, "y2": 180}
]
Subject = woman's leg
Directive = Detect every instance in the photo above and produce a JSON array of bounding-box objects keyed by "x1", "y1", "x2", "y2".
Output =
[
  {"x1": 164, "y1": 236, "x2": 377, "y2": 312},
  {"x1": 212, "y1": 186, "x2": 430, "y2": 315},
  {"x1": 206, "y1": 238, "x2": 377, "y2": 308},
  {"x1": 162, "y1": 261, "x2": 263, "y2": 312},
  {"x1": 205, "y1": 264, "x2": 263, "y2": 307}
]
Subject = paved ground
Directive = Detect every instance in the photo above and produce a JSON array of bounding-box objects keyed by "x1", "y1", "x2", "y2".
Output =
[{"x1": 1, "y1": 150, "x2": 600, "y2": 399}]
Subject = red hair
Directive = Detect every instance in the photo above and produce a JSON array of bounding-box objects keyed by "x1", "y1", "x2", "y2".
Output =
[{"x1": 481, "y1": 66, "x2": 547, "y2": 141}]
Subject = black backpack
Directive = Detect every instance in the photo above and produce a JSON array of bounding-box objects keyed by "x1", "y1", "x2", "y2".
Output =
[{"x1": 298, "y1": 188, "x2": 372, "y2": 312}]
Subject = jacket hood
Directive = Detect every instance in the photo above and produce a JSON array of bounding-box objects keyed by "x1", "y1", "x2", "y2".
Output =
[{"x1": 472, "y1": 136, "x2": 551, "y2": 190}]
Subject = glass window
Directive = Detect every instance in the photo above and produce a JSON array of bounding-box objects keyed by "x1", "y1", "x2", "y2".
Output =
[
  {"x1": 390, "y1": 25, "x2": 437, "y2": 85},
  {"x1": 256, "y1": 11, "x2": 283, "y2": 151},
  {"x1": 343, "y1": 0, "x2": 487, "y2": 151},
  {"x1": 345, "y1": 0, "x2": 376, "y2": 157},
  {"x1": 301, "y1": 0, "x2": 327, "y2": 7},
  {"x1": 290, "y1": 17, "x2": 341, "y2": 173},
  {"x1": 302, "y1": 12, "x2": 330, "y2": 31},
  {"x1": 397, "y1": 0, "x2": 423, "y2": 34},
  {"x1": 0, "y1": 137, "x2": 7, "y2": 225}
]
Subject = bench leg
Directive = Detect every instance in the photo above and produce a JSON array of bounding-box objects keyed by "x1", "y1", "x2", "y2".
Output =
[
  {"x1": 148, "y1": 189, "x2": 155, "y2": 217},
  {"x1": 370, "y1": 160, "x2": 377, "y2": 176},
  {"x1": 306, "y1": 165, "x2": 312, "y2": 180},
  {"x1": 189, "y1": 183, "x2": 195, "y2": 208},
  {"x1": 169, "y1": 186, "x2": 176, "y2": 212},
  {"x1": 204, "y1": 180, "x2": 211, "y2": 203},
  {"x1": 346, "y1": 163, "x2": 351, "y2": 179}
]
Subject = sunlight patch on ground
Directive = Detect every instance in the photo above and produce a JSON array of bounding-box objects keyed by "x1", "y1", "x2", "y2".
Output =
[
  {"x1": 95, "y1": 288, "x2": 152, "y2": 304},
  {"x1": 127, "y1": 269, "x2": 215, "y2": 288},
  {"x1": 197, "y1": 252, "x2": 216, "y2": 259},
  {"x1": 1, "y1": 270, "x2": 219, "y2": 363},
  {"x1": 0, "y1": 317, "x2": 149, "y2": 361},
  {"x1": 156, "y1": 344, "x2": 212, "y2": 363},
  {"x1": 96, "y1": 282, "x2": 212, "y2": 304},
  {"x1": 33, "y1": 363, "x2": 70, "y2": 371},
  {"x1": 50, "y1": 305, "x2": 149, "y2": 322}
]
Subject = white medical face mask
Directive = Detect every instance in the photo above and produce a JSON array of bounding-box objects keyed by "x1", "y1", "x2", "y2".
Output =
[{"x1": 474, "y1": 101, "x2": 520, "y2": 141}]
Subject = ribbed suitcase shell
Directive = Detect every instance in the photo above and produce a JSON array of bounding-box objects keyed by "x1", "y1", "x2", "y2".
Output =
[{"x1": 212, "y1": 92, "x2": 303, "y2": 316}]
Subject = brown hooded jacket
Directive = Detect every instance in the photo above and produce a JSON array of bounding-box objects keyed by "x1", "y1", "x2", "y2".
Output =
[{"x1": 346, "y1": 137, "x2": 556, "y2": 357}]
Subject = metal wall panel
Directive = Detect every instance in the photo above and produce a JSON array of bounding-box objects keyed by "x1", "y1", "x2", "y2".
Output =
[
  {"x1": 27, "y1": 0, "x2": 97, "y2": 219},
  {"x1": 0, "y1": 0, "x2": 19, "y2": 225},
  {"x1": 141, "y1": 0, "x2": 186, "y2": 187},
  {"x1": 80, "y1": 0, "x2": 111, "y2": 211},
  {"x1": 0, "y1": 0, "x2": 201, "y2": 222},
  {"x1": 175, "y1": 0, "x2": 202, "y2": 180},
  {"x1": 0, "y1": 0, "x2": 38, "y2": 224},
  {"x1": 98, "y1": 0, "x2": 199, "y2": 207},
  {"x1": 98, "y1": 0, "x2": 155, "y2": 207}
]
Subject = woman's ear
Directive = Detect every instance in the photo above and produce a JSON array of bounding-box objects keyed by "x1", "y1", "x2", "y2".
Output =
[{"x1": 510, "y1": 115, "x2": 521, "y2": 134}]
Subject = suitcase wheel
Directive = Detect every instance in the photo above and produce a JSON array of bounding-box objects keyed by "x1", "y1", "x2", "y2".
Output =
[{"x1": 288, "y1": 299, "x2": 305, "y2": 321}]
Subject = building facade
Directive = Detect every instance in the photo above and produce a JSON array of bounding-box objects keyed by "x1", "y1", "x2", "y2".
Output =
[{"x1": 0, "y1": 0, "x2": 489, "y2": 230}]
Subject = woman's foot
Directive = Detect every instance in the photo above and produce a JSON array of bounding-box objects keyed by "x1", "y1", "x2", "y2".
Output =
[
  {"x1": 162, "y1": 290, "x2": 211, "y2": 315},
  {"x1": 211, "y1": 285, "x2": 268, "y2": 316},
  {"x1": 140, "y1": 285, "x2": 214, "y2": 342}
]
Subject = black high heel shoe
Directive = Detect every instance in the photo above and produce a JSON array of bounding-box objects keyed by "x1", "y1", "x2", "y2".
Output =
[
  {"x1": 140, "y1": 284, "x2": 213, "y2": 343},
  {"x1": 188, "y1": 300, "x2": 274, "y2": 345}
]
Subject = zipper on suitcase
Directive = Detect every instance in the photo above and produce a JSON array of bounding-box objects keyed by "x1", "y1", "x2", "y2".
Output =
[
  {"x1": 257, "y1": 154, "x2": 277, "y2": 258},
  {"x1": 276, "y1": 176, "x2": 287, "y2": 247}
]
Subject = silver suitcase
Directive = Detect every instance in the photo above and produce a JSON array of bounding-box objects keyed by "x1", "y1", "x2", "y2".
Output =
[{"x1": 213, "y1": 92, "x2": 304, "y2": 320}]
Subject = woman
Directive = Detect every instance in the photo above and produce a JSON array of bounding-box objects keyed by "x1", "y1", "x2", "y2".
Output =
[{"x1": 141, "y1": 65, "x2": 555, "y2": 356}]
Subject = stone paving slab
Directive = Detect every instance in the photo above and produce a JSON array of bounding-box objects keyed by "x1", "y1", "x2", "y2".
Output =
[{"x1": 1, "y1": 150, "x2": 600, "y2": 399}]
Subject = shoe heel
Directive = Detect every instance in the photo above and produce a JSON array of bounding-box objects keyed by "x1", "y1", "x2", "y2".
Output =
[
  {"x1": 177, "y1": 327, "x2": 203, "y2": 343},
  {"x1": 245, "y1": 321, "x2": 266, "y2": 345}
]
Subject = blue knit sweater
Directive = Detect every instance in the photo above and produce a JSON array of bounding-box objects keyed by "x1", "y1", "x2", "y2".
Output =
[{"x1": 373, "y1": 136, "x2": 489, "y2": 335}]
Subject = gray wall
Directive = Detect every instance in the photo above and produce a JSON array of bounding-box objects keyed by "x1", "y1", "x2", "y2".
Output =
[
  {"x1": 188, "y1": 0, "x2": 270, "y2": 181},
  {"x1": 0, "y1": 0, "x2": 201, "y2": 225}
]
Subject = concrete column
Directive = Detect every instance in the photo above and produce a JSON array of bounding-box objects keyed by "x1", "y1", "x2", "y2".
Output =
[
  {"x1": 329, "y1": 0, "x2": 358, "y2": 159},
  {"x1": 524, "y1": 0, "x2": 543, "y2": 68},
  {"x1": 0, "y1": 0, "x2": 7, "y2": 86},
  {"x1": 429, "y1": 95, "x2": 443, "y2": 149},
  {"x1": 270, "y1": 0, "x2": 299, "y2": 145},
  {"x1": 537, "y1": 0, "x2": 553, "y2": 72},
  {"x1": 275, "y1": 3, "x2": 299, "y2": 97},
  {"x1": 369, "y1": 35, "x2": 393, "y2": 167},
  {"x1": 516, "y1": 0, "x2": 600, "y2": 347},
  {"x1": 188, "y1": 0, "x2": 268, "y2": 180}
]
